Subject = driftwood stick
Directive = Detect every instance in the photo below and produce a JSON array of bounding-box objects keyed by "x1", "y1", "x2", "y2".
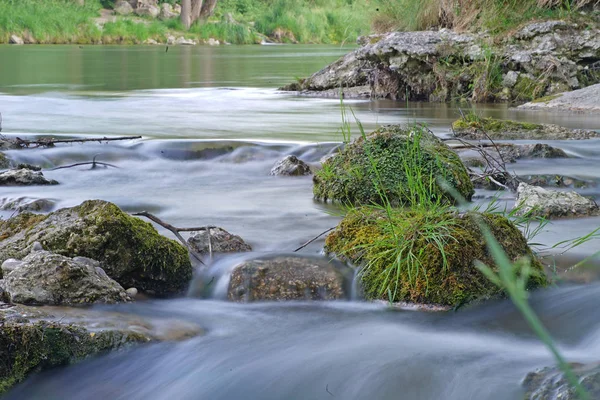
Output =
[
  {"x1": 51, "y1": 161, "x2": 119, "y2": 170},
  {"x1": 14, "y1": 135, "x2": 142, "y2": 148},
  {"x1": 132, "y1": 211, "x2": 205, "y2": 265},
  {"x1": 294, "y1": 227, "x2": 335, "y2": 252}
]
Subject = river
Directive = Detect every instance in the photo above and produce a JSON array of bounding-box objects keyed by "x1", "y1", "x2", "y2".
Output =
[{"x1": 1, "y1": 44, "x2": 599, "y2": 399}]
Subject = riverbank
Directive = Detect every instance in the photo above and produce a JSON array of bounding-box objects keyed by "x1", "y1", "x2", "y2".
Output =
[{"x1": 1, "y1": 0, "x2": 598, "y2": 46}]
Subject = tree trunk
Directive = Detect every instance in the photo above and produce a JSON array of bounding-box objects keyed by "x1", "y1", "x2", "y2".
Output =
[
  {"x1": 181, "y1": 0, "x2": 192, "y2": 30},
  {"x1": 199, "y1": 0, "x2": 218, "y2": 19},
  {"x1": 191, "y1": 0, "x2": 204, "y2": 23}
]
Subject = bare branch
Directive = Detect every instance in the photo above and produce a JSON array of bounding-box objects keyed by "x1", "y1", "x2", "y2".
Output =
[
  {"x1": 294, "y1": 227, "x2": 335, "y2": 252},
  {"x1": 132, "y1": 211, "x2": 206, "y2": 265},
  {"x1": 12, "y1": 135, "x2": 142, "y2": 149}
]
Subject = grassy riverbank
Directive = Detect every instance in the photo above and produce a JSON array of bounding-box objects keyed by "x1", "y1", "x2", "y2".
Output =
[{"x1": 0, "y1": 0, "x2": 596, "y2": 45}]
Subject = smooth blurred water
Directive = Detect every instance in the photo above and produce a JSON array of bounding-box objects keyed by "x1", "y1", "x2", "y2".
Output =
[{"x1": 1, "y1": 45, "x2": 600, "y2": 399}]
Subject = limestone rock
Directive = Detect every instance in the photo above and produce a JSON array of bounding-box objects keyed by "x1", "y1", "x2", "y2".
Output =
[
  {"x1": 114, "y1": 0, "x2": 134, "y2": 15},
  {"x1": 228, "y1": 255, "x2": 351, "y2": 302},
  {"x1": 0, "y1": 169, "x2": 58, "y2": 186},
  {"x1": 135, "y1": 4, "x2": 159, "y2": 18},
  {"x1": 175, "y1": 36, "x2": 195, "y2": 45},
  {"x1": 519, "y1": 83, "x2": 600, "y2": 113},
  {"x1": 207, "y1": 38, "x2": 220, "y2": 46},
  {"x1": 188, "y1": 227, "x2": 252, "y2": 255},
  {"x1": 0, "y1": 200, "x2": 192, "y2": 296},
  {"x1": 159, "y1": 3, "x2": 178, "y2": 19},
  {"x1": 270, "y1": 155, "x2": 312, "y2": 176},
  {"x1": 9, "y1": 35, "x2": 24, "y2": 45},
  {"x1": 1, "y1": 251, "x2": 129, "y2": 305},
  {"x1": 514, "y1": 183, "x2": 599, "y2": 219}
]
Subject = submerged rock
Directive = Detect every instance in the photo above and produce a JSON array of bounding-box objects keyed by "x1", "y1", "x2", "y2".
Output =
[
  {"x1": 514, "y1": 183, "x2": 599, "y2": 219},
  {"x1": 452, "y1": 117, "x2": 598, "y2": 140},
  {"x1": 0, "y1": 251, "x2": 129, "y2": 305},
  {"x1": 228, "y1": 255, "x2": 351, "y2": 302},
  {"x1": 0, "y1": 303, "x2": 203, "y2": 395},
  {"x1": 325, "y1": 207, "x2": 546, "y2": 306},
  {"x1": 521, "y1": 175, "x2": 593, "y2": 189},
  {"x1": 188, "y1": 227, "x2": 252, "y2": 255},
  {"x1": 313, "y1": 125, "x2": 474, "y2": 206},
  {"x1": 0, "y1": 169, "x2": 58, "y2": 186},
  {"x1": 270, "y1": 155, "x2": 312, "y2": 176},
  {"x1": 0, "y1": 197, "x2": 55, "y2": 212},
  {"x1": 0, "y1": 200, "x2": 192, "y2": 296},
  {"x1": 519, "y1": 83, "x2": 600, "y2": 113},
  {"x1": 523, "y1": 362, "x2": 600, "y2": 400}
]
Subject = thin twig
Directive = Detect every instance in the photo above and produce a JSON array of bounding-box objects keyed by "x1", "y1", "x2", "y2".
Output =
[
  {"x1": 51, "y1": 161, "x2": 119, "y2": 170},
  {"x1": 132, "y1": 211, "x2": 205, "y2": 265},
  {"x1": 326, "y1": 384, "x2": 335, "y2": 397},
  {"x1": 294, "y1": 228, "x2": 335, "y2": 252}
]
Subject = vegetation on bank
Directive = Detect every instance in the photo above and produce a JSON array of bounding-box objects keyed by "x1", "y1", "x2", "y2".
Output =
[{"x1": 0, "y1": 0, "x2": 597, "y2": 45}]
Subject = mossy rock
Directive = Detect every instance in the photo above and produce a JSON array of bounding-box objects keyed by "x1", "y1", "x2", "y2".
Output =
[
  {"x1": 325, "y1": 207, "x2": 547, "y2": 306},
  {"x1": 313, "y1": 125, "x2": 474, "y2": 206},
  {"x1": 0, "y1": 200, "x2": 192, "y2": 296},
  {"x1": 0, "y1": 152, "x2": 9, "y2": 169},
  {"x1": 0, "y1": 319, "x2": 148, "y2": 395},
  {"x1": 452, "y1": 117, "x2": 599, "y2": 140}
]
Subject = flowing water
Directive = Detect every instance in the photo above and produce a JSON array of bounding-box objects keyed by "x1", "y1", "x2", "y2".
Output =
[{"x1": 1, "y1": 45, "x2": 600, "y2": 399}]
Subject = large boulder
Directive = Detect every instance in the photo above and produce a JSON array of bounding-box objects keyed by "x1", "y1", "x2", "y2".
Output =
[
  {"x1": 159, "y1": 3, "x2": 178, "y2": 19},
  {"x1": 0, "y1": 303, "x2": 202, "y2": 395},
  {"x1": 313, "y1": 125, "x2": 474, "y2": 206},
  {"x1": 0, "y1": 200, "x2": 192, "y2": 296},
  {"x1": 0, "y1": 169, "x2": 58, "y2": 186},
  {"x1": 270, "y1": 155, "x2": 312, "y2": 176},
  {"x1": 514, "y1": 183, "x2": 599, "y2": 219},
  {"x1": 0, "y1": 250, "x2": 129, "y2": 305},
  {"x1": 283, "y1": 21, "x2": 600, "y2": 103},
  {"x1": 0, "y1": 197, "x2": 55, "y2": 212},
  {"x1": 188, "y1": 227, "x2": 252, "y2": 255},
  {"x1": 452, "y1": 116, "x2": 599, "y2": 140},
  {"x1": 8, "y1": 35, "x2": 23, "y2": 45},
  {"x1": 523, "y1": 362, "x2": 600, "y2": 400},
  {"x1": 228, "y1": 255, "x2": 351, "y2": 302},
  {"x1": 325, "y1": 207, "x2": 547, "y2": 306}
]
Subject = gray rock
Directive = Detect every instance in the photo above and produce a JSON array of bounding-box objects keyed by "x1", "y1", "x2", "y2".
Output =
[
  {"x1": 1, "y1": 259, "x2": 24, "y2": 276},
  {"x1": 126, "y1": 287, "x2": 138, "y2": 297},
  {"x1": 523, "y1": 362, "x2": 600, "y2": 400},
  {"x1": 207, "y1": 38, "x2": 220, "y2": 46},
  {"x1": 114, "y1": 0, "x2": 134, "y2": 15},
  {"x1": 515, "y1": 20, "x2": 568, "y2": 40},
  {"x1": 519, "y1": 83, "x2": 600, "y2": 113},
  {"x1": 514, "y1": 183, "x2": 599, "y2": 219},
  {"x1": 159, "y1": 3, "x2": 178, "y2": 19},
  {"x1": 1, "y1": 251, "x2": 130, "y2": 305},
  {"x1": 270, "y1": 155, "x2": 312, "y2": 176},
  {"x1": 0, "y1": 196, "x2": 55, "y2": 212},
  {"x1": 0, "y1": 152, "x2": 9, "y2": 168},
  {"x1": 188, "y1": 227, "x2": 252, "y2": 255},
  {"x1": 502, "y1": 71, "x2": 519, "y2": 88},
  {"x1": 31, "y1": 242, "x2": 43, "y2": 252},
  {"x1": 144, "y1": 38, "x2": 159, "y2": 45},
  {"x1": 9, "y1": 35, "x2": 24, "y2": 45},
  {"x1": 135, "y1": 4, "x2": 159, "y2": 18},
  {"x1": 0, "y1": 169, "x2": 58, "y2": 186},
  {"x1": 0, "y1": 200, "x2": 192, "y2": 296},
  {"x1": 175, "y1": 36, "x2": 195, "y2": 45},
  {"x1": 167, "y1": 35, "x2": 176, "y2": 45},
  {"x1": 228, "y1": 255, "x2": 351, "y2": 302}
]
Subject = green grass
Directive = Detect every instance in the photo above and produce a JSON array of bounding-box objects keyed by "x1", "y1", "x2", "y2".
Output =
[
  {"x1": 0, "y1": 0, "x2": 102, "y2": 44},
  {"x1": 370, "y1": 0, "x2": 596, "y2": 35}
]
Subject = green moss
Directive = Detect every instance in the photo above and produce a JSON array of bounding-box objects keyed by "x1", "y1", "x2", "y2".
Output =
[
  {"x1": 531, "y1": 94, "x2": 561, "y2": 103},
  {"x1": 313, "y1": 125, "x2": 474, "y2": 206},
  {"x1": 513, "y1": 74, "x2": 548, "y2": 102},
  {"x1": 0, "y1": 320, "x2": 148, "y2": 395},
  {"x1": 0, "y1": 213, "x2": 47, "y2": 243},
  {"x1": 452, "y1": 116, "x2": 542, "y2": 132},
  {"x1": 325, "y1": 207, "x2": 547, "y2": 306}
]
